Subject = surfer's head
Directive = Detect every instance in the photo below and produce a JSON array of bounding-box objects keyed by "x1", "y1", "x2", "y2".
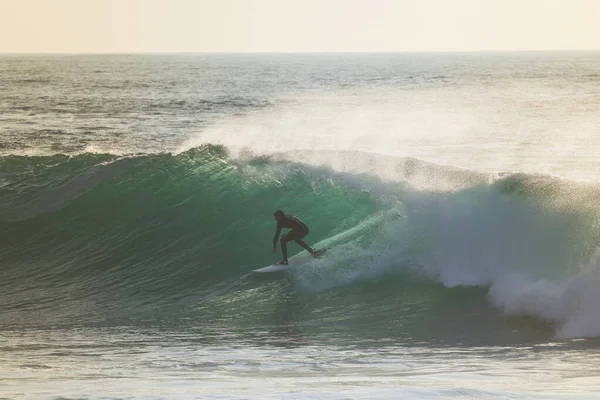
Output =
[{"x1": 273, "y1": 210, "x2": 284, "y2": 220}]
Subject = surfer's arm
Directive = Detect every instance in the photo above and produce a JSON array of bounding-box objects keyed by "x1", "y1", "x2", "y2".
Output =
[{"x1": 272, "y1": 223, "x2": 282, "y2": 249}]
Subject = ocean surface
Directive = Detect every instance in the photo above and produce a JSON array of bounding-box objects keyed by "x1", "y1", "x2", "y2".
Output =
[{"x1": 2, "y1": 52, "x2": 600, "y2": 399}]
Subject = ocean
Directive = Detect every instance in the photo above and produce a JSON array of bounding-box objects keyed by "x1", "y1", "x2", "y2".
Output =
[{"x1": 2, "y1": 52, "x2": 600, "y2": 399}]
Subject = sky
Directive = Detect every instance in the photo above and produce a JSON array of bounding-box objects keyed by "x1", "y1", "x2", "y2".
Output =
[{"x1": 0, "y1": 0, "x2": 599, "y2": 53}]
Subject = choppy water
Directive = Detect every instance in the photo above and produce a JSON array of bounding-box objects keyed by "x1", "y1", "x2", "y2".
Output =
[{"x1": 2, "y1": 53, "x2": 600, "y2": 399}]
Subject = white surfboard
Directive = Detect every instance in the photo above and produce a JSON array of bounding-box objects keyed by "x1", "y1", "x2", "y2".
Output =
[{"x1": 252, "y1": 249, "x2": 327, "y2": 273}]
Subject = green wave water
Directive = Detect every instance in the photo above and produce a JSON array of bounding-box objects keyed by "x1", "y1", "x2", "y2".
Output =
[{"x1": 2, "y1": 145, "x2": 600, "y2": 343}]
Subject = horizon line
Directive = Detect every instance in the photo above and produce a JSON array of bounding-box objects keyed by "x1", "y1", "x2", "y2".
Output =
[{"x1": 1, "y1": 49, "x2": 600, "y2": 56}]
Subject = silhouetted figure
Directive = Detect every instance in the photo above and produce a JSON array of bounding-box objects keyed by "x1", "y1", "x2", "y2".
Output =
[{"x1": 272, "y1": 210, "x2": 316, "y2": 265}]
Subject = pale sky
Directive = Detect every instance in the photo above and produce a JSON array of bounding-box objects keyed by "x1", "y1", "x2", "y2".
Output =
[{"x1": 0, "y1": 0, "x2": 599, "y2": 53}]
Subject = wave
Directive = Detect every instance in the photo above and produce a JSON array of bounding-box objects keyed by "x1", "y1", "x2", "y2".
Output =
[{"x1": 1, "y1": 145, "x2": 600, "y2": 340}]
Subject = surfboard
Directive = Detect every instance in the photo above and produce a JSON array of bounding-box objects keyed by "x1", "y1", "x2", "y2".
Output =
[{"x1": 252, "y1": 249, "x2": 327, "y2": 273}]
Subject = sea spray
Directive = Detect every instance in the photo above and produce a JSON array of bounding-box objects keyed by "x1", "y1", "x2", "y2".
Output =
[{"x1": 489, "y1": 249, "x2": 600, "y2": 339}]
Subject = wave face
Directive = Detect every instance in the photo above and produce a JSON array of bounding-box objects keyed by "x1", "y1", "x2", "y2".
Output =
[{"x1": 2, "y1": 146, "x2": 600, "y2": 342}]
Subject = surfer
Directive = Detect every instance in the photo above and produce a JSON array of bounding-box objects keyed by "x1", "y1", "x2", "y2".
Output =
[{"x1": 272, "y1": 210, "x2": 317, "y2": 265}]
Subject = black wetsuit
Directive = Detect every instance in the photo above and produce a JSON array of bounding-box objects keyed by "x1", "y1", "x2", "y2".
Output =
[{"x1": 273, "y1": 214, "x2": 313, "y2": 261}]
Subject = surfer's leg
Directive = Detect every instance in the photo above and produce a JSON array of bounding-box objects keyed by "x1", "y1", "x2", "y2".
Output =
[
  {"x1": 295, "y1": 239, "x2": 315, "y2": 254},
  {"x1": 293, "y1": 230, "x2": 315, "y2": 255},
  {"x1": 280, "y1": 234, "x2": 290, "y2": 262}
]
